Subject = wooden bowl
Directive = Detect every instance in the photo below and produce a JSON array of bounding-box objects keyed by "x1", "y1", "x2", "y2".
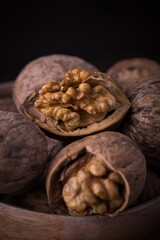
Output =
[
  {"x1": 0, "y1": 197, "x2": 160, "y2": 240},
  {"x1": 0, "y1": 81, "x2": 160, "y2": 240},
  {"x1": 0, "y1": 81, "x2": 13, "y2": 97}
]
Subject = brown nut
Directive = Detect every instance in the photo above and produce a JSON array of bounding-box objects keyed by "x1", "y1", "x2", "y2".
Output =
[
  {"x1": 21, "y1": 69, "x2": 131, "y2": 141},
  {"x1": 121, "y1": 76, "x2": 160, "y2": 169},
  {"x1": 13, "y1": 54, "x2": 98, "y2": 110},
  {"x1": 46, "y1": 131, "x2": 146, "y2": 217},
  {"x1": 0, "y1": 111, "x2": 48, "y2": 195},
  {"x1": 106, "y1": 58, "x2": 160, "y2": 95}
]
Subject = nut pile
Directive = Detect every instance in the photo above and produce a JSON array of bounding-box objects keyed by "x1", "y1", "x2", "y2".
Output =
[
  {"x1": 1, "y1": 55, "x2": 159, "y2": 219},
  {"x1": 34, "y1": 68, "x2": 116, "y2": 131},
  {"x1": 62, "y1": 154, "x2": 124, "y2": 214}
]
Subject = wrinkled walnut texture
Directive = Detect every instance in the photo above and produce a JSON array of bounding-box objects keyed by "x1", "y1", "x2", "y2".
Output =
[
  {"x1": 0, "y1": 111, "x2": 48, "y2": 195},
  {"x1": 121, "y1": 76, "x2": 160, "y2": 168},
  {"x1": 62, "y1": 153, "x2": 124, "y2": 214},
  {"x1": 107, "y1": 58, "x2": 160, "y2": 95},
  {"x1": 34, "y1": 69, "x2": 117, "y2": 131}
]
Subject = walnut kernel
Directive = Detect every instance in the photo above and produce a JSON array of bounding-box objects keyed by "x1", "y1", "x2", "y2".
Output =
[
  {"x1": 62, "y1": 154, "x2": 124, "y2": 214},
  {"x1": 34, "y1": 69, "x2": 117, "y2": 131}
]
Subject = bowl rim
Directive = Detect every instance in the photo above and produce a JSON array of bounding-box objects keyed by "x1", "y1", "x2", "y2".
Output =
[{"x1": 0, "y1": 195, "x2": 160, "y2": 219}]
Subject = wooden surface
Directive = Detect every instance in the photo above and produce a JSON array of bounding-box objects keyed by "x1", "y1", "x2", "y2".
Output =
[
  {"x1": 0, "y1": 81, "x2": 14, "y2": 97},
  {"x1": 0, "y1": 81, "x2": 160, "y2": 240},
  {"x1": 0, "y1": 197, "x2": 160, "y2": 240}
]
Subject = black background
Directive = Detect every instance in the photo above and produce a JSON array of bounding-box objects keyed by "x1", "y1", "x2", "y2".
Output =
[{"x1": 0, "y1": 1, "x2": 160, "y2": 83}]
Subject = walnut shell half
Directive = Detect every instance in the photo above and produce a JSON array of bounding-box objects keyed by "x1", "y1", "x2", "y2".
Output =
[
  {"x1": 21, "y1": 69, "x2": 131, "y2": 141},
  {"x1": 121, "y1": 76, "x2": 160, "y2": 168},
  {"x1": 13, "y1": 54, "x2": 98, "y2": 110},
  {"x1": 0, "y1": 111, "x2": 48, "y2": 195},
  {"x1": 46, "y1": 131, "x2": 146, "y2": 217}
]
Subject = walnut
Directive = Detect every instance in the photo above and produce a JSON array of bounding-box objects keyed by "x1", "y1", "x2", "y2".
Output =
[
  {"x1": 0, "y1": 81, "x2": 61, "y2": 162},
  {"x1": 13, "y1": 54, "x2": 98, "y2": 110},
  {"x1": 121, "y1": 76, "x2": 160, "y2": 169},
  {"x1": 46, "y1": 131, "x2": 146, "y2": 216},
  {"x1": 106, "y1": 58, "x2": 160, "y2": 95},
  {"x1": 0, "y1": 111, "x2": 48, "y2": 195},
  {"x1": 21, "y1": 69, "x2": 131, "y2": 140}
]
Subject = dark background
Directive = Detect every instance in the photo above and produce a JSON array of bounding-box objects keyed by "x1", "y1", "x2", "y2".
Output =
[{"x1": 1, "y1": 1, "x2": 160, "y2": 83}]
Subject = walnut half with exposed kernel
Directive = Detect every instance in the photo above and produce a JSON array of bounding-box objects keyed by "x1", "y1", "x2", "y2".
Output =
[
  {"x1": 21, "y1": 68, "x2": 131, "y2": 140},
  {"x1": 46, "y1": 131, "x2": 146, "y2": 217}
]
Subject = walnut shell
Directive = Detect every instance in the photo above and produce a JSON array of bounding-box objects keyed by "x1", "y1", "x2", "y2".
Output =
[
  {"x1": 121, "y1": 76, "x2": 160, "y2": 168},
  {"x1": 46, "y1": 131, "x2": 146, "y2": 217},
  {"x1": 106, "y1": 58, "x2": 160, "y2": 95},
  {"x1": 0, "y1": 111, "x2": 48, "y2": 195},
  {"x1": 13, "y1": 54, "x2": 98, "y2": 110},
  {"x1": 21, "y1": 71, "x2": 131, "y2": 141}
]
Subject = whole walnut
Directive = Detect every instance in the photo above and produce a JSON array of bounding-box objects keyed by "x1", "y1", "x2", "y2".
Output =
[
  {"x1": 121, "y1": 76, "x2": 160, "y2": 168},
  {"x1": 13, "y1": 54, "x2": 98, "y2": 110},
  {"x1": 0, "y1": 111, "x2": 48, "y2": 195},
  {"x1": 106, "y1": 58, "x2": 160, "y2": 95}
]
